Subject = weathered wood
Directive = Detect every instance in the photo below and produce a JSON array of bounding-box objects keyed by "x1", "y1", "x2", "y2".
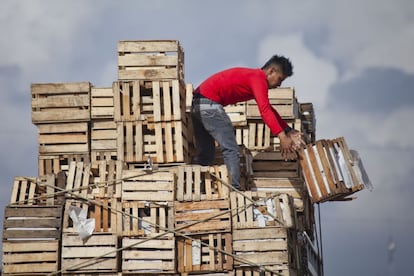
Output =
[
  {"x1": 230, "y1": 191, "x2": 296, "y2": 229},
  {"x1": 90, "y1": 120, "x2": 117, "y2": 158},
  {"x1": 122, "y1": 170, "x2": 176, "y2": 201},
  {"x1": 174, "y1": 200, "x2": 231, "y2": 234},
  {"x1": 299, "y1": 137, "x2": 366, "y2": 203},
  {"x1": 61, "y1": 233, "x2": 118, "y2": 273},
  {"x1": 37, "y1": 122, "x2": 89, "y2": 155},
  {"x1": 118, "y1": 40, "x2": 184, "y2": 81},
  {"x1": 63, "y1": 198, "x2": 120, "y2": 234},
  {"x1": 234, "y1": 119, "x2": 302, "y2": 150},
  {"x1": 233, "y1": 227, "x2": 297, "y2": 269},
  {"x1": 31, "y1": 82, "x2": 91, "y2": 124},
  {"x1": 113, "y1": 80, "x2": 186, "y2": 123},
  {"x1": 117, "y1": 119, "x2": 190, "y2": 163},
  {"x1": 177, "y1": 233, "x2": 233, "y2": 273},
  {"x1": 90, "y1": 160, "x2": 124, "y2": 198},
  {"x1": 121, "y1": 237, "x2": 176, "y2": 274},
  {"x1": 3, "y1": 205, "x2": 62, "y2": 240},
  {"x1": 2, "y1": 241, "x2": 59, "y2": 275},
  {"x1": 91, "y1": 87, "x2": 114, "y2": 119},
  {"x1": 171, "y1": 164, "x2": 230, "y2": 202},
  {"x1": 121, "y1": 201, "x2": 173, "y2": 237}
]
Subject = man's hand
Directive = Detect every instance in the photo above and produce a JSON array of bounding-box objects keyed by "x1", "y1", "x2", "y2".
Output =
[
  {"x1": 278, "y1": 131, "x2": 298, "y2": 161},
  {"x1": 278, "y1": 130, "x2": 306, "y2": 161},
  {"x1": 288, "y1": 129, "x2": 306, "y2": 150}
]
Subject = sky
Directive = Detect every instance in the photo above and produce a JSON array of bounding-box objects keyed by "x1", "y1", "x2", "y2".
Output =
[{"x1": 1, "y1": 1, "x2": 414, "y2": 275}]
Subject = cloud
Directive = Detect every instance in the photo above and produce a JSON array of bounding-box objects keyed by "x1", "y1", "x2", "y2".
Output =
[
  {"x1": 257, "y1": 34, "x2": 338, "y2": 109},
  {"x1": 328, "y1": 67, "x2": 414, "y2": 114},
  {"x1": 316, "y1": 0, "x2": 414, "y2": 78}
]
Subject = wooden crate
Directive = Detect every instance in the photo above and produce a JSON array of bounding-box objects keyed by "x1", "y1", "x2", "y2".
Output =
[
  {"x1": 235, "y1": 267, "x2": 297, "y2": 276},
  {"x1": 91, "y1": 87, "x2": 114, "y2": 119},
  {"x1": 3, "y1": 205, "x2": 63, "y2": 241},
  {"x1": 299, "y1": 137, "x2": 365, "y2": 203},
  {"x1": 249, "y1": 178, "x2": 306, "y2": 210},
  {"x1": 230, "y1": 191, "x2": 296, "y2": 229},
  {"x1": 37, "y1": 173, "x2": 67, "y2": 206},
  {"x1": 9, "y1": 177, "x2": 37, "y2": 205},
  {"x1": 250, "y1": 151, "x2": 300, "y2": 178},
  {"x1": 113, "y1": 80, "x2": 186, "y2": 123},
  {"x1": 91, "y1": 120, "x2": 117, "y2": 159},
  {"x1": 63, "y1": 198, "x2": 120, "y2": 234},
  {"x1": 61, "y1": 233, "x2": 118, "y2": 274},
  {"x1": 121, "y1": 201, "x2": 174, "y2": 238},
  {"x1": 65, "y1": 161, "x2": 93, "y2": 199},
  {"x1": 37, "y1": 122, "x2": 89, "y2": 155},
  {"x1": 177, "y1": 233, "x2": 233, "y2": 273},
  {"x1": 121, "y1": 237, "x2": 176, "y2": 274},
  {"x1": 233, "y1": 227, "x2": 297, "y2": 271},
  {"x1": 234, "y1": 119, "x2": 302, "y2": 151},
  {"x1": 117, "y1": 120, "x2": 190, "y2": 163},
  {"x1": 65, "y1": 160, "x2": 124, "y2": 199},
  {"x1": 38, "y1": 153, "x2": 90, "y2": 176},
  {"x1": 213, "y1": 145, "x2": 253, "y2": 187},
  {"x1": 185, "y1": 82, "x2": 194, "y2": 112},
  {"x1": 246, "y1": 87, "x2": 299, "y2": 120},
  {"x1": 31, "y1": 82, "x2": 91, "y2": 124},
  {"x1": 122, "y1": 170, "x2": 176, "y2": 202},
  {"x1": 224, "y1": 103, "x2": 248, "y2": 126},
  {"x1": 2, "y1": 241, "x2": 60, "y2": 275},
  {"x1": 174, "y1": 200, "x2": 231, "y2": 234},
  {"x1": 118, "y1": 40, "x2": 184, "y2": 81},
  {"x1": 172, "y1": 164, "x2": 230, "y2": 202},
  {"x1": 299, "y1": 102, "x2": 316, "y2": 144},
  {"x1": 90, "y1": 160, "x2": 125, "y2": 198}
]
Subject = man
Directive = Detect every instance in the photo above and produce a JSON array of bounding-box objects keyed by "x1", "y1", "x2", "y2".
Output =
[{"x1": 191, "y1": 55, "x2": 301, "y2": 190}]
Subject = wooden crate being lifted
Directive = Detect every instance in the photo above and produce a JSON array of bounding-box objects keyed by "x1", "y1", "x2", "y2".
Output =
[
  {"x1": 117, "y1": 40, "x2": 184, "y2": 81},
  {"x1": 299, "y1": 137, "x2": 367, "y2": 203}
]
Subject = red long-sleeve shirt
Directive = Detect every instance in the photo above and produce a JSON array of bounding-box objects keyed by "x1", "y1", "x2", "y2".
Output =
[{"x1": 195, "y1": 67, "x2": 288, "y2": 135}]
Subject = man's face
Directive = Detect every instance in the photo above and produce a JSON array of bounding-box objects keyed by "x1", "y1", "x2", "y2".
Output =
[{"x1": 268, "y1": 67, "x2": 286, "y2": 89}]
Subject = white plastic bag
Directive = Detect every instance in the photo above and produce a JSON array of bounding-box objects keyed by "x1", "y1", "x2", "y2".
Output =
[{"x1": 69, "y1": 205, "x2": 95, "y2": 240}]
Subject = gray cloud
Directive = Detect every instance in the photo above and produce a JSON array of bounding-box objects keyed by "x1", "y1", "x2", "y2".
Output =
[{"x1": 328, "y1": 67, "x2": 414, "y2": 114}]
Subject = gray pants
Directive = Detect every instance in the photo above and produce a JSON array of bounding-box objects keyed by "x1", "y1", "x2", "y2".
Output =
[{"x1": 191, "y1": 97, "x2": 240, "y2": 189}]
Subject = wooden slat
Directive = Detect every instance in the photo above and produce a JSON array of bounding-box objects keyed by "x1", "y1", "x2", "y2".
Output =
[
  {"x1": 118, "y1": 40, "x2": 181, "y2": 52},
  {"x1": 177, "y1": 233, "x2": 233, "y2": 273},
  {"x1": 174, "y1": 200, "x2": 231, "y2": 234},
  {"x1": 121, "y1": 237, "x2": 176, "y2": 274}
]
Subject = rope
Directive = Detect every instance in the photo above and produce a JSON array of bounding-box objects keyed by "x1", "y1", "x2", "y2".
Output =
[{"x1": 17, "y1": 164, "x2": 290, "y2": 276}]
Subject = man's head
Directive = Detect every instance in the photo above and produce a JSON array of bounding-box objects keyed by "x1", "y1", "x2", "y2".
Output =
[{"x1": 261, "y1": 55, "x2": 293, "y2": 89}]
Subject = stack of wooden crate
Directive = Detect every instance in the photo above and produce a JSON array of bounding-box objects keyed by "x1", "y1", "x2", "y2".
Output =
[
  {"x1": 2, "y1": 39, "x2": 329, "y2": 276},
  {"x1": 90, "y1": 86, "x2": 117, "y2": 161},
  {"x1": 32, "y1": 82, "x2": 92, "y2": 176},
  {"x1": 60, "y1": 160, "x2": 123, "y2": 275},
  {"x1": 115, "y1": 40, "x2": 191, "y2": 165}
]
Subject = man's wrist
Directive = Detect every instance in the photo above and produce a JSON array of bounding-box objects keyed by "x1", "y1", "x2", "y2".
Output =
[{"x1": 284, "y1": 126, "x2": 293, "y2": 134}]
